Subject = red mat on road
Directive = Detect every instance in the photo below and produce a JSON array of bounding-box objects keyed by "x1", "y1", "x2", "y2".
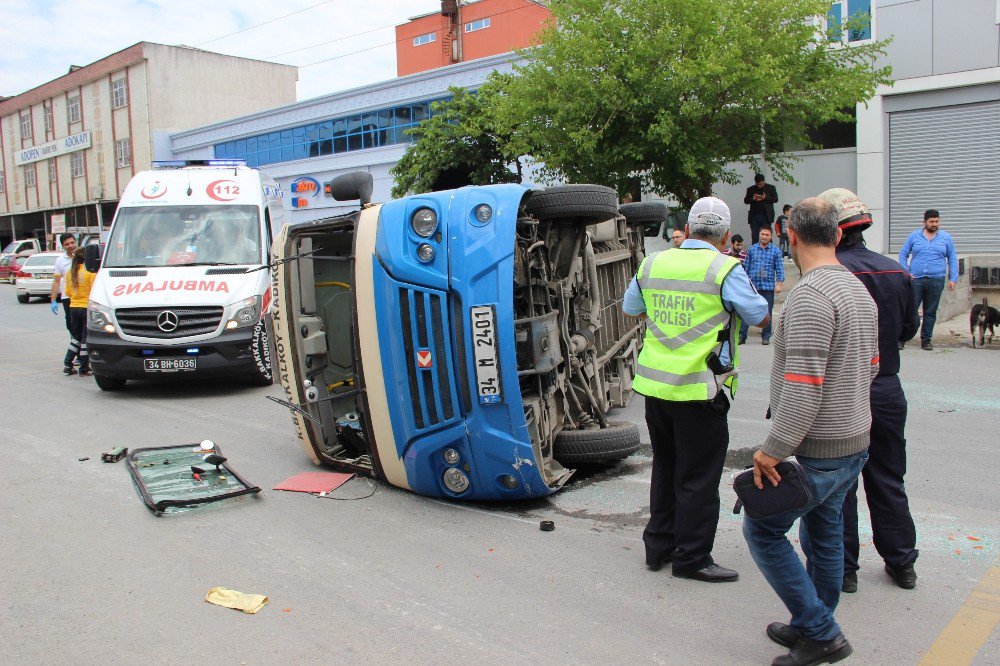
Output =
[{"x1": 273, "y1": 471, "x2": 355, "y2": 494}]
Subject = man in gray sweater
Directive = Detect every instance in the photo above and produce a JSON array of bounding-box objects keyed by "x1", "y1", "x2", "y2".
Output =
[{"x1": 743, "y1": 197, "x2": 879, "y2": 666}]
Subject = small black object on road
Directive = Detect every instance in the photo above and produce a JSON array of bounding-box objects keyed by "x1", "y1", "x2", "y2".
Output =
[{"x1": 540, "y1": 520, "x2": 555, "y2": 532}]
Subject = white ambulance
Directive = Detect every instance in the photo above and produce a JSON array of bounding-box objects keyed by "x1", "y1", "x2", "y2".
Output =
[{"x1": 87, "y1": 160, "x2": 285, "y2": 391}]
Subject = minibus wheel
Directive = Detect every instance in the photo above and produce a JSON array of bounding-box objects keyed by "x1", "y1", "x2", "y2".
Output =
[
  {"x1": 525, "y1": 185, "x2": 618, "y2": 224},
  {"x1": 552, "y1": 420, "x2": 641, "y2": 465},
  {"x1": 619, "y1": 202, "x2": 668, "y2": 225}
]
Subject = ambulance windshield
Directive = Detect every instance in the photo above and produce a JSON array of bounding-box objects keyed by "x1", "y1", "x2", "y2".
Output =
[{"x1": 104, "y1": 205, "x2": 261, "y2": 268}]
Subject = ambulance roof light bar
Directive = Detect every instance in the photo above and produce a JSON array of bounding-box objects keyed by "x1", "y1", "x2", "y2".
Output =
[{"x1": 152, "y1": 159, "x2": 247, "y2": 169}]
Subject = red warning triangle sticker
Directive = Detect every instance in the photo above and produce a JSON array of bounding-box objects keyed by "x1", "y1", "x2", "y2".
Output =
[{"x1": 417, "y1": 350, "x2": 432, "y2": 368}]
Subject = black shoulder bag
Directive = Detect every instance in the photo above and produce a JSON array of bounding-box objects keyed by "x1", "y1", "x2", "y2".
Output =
[{"x1": 732, "y1": 460, "x2": 814, "y2": 520}]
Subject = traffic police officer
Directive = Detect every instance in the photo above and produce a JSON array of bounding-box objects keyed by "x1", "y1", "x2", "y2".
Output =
[
  {"x1": 821, "y1": 188, "x2": 921, "y2": 592},
  {"x1": 623, "y1": 197, "x2": 769, "y2": 582}
]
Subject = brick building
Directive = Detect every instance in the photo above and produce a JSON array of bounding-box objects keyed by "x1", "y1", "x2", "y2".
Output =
[{"x1": 395, "y1": 0, "x2": 551, "y2": 76}]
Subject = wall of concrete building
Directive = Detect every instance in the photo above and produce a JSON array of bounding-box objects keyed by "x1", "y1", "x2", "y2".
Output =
[{"x1": 143, "y1": 43, "x2": 297, "y2": 136}]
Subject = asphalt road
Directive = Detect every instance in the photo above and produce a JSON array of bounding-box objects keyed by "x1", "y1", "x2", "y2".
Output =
[{"x1": 1, "y1": 287, "x2": 997, "y2": 665}]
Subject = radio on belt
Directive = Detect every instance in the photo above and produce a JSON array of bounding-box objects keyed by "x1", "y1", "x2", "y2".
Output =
[{"x1": 102, "y1": 446, "x2": 128, "y2": 463}]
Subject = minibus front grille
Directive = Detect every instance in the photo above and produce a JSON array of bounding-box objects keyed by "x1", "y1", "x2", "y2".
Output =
[
  {"x1": 398, "y1": 287, "x2": 456, "y2": 430},
  {"x1": 116, "y1": 306, "x2": 224, "y2": 339}
]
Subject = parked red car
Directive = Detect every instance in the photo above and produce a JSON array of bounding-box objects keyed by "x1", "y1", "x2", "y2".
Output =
[{"x1": 0, "y1": 251, "x2": 35, "y2": 284}]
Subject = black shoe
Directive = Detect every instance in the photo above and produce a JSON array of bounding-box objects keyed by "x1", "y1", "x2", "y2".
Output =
[
  {"x1": 645, "y1": 550, "x2": 674, "y2": 572},
  {"x1": 672, "y1": 563, "x2": 739, "y2": 582},
  {"x1": 841, "y1": 571, "x2": 857, "y2": 593},
  {"x1": 773, "y1": 633, "x2": 852, "y2": 666},
  {"x1": 63, "y1": 366, "x2": 77, "y2": 376},
  {"x1": 738, "y1": 338, "x2": 746, "y2": 345},
  {"x1": 921, "y1": 339, "x2": 932, "y2": 351},
  {"x1": 79, "y1": 367, "x2": 93, "y2": 377},
  {"x1": 885, "y1": 563, "x2": 917, "y2": 589},
  {"x1": 762, "y1": 339, "x2": 770, "y2": 346},
  {"x1": 897, "y1": 340, "x2": 905, "y2": 350},
  {"x1": 767, "y1": 622, "x2": 799, "y2": 648}
]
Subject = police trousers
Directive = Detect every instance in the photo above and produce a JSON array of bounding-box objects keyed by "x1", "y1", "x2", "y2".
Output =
[
  {"x1": 842, "y1": 374, "x2": 918, "y2": 573},
  {"x1": 643, "y1": 392, "x2": 730, "y2": 571}
]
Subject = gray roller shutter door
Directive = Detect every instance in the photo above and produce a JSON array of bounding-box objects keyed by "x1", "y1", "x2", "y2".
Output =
[{"x1": 888, "y1": 100, "x2": 1000, "y2": 253}]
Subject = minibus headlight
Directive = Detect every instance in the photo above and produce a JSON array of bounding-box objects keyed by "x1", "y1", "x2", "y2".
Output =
[
  {"x1": 411, "y1": 208, "x2": 438, "y2": 238},
  {"x1": 473, "y1": 204, "x2": 493, "y2": 224},
  {"x1": 416, "y1": 243, "x2": 435, "y2": 263},
  {"x1": 442, "y1": 467, "x2": 470, "y2": 494},
  {"x1": 88, "y1": 301, "x2": 115, "y2": 333},
  {"x1": 442, "y1": 448, "x2": 460, "y2": 465}
]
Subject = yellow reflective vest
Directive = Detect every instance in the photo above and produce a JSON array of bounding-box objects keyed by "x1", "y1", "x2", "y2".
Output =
[{"x1": 632, "y1": 248, "x2": 742, "y2": 401}]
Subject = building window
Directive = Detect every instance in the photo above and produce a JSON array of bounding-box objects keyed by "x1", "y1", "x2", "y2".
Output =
[
  {"x1": 115, "y1": 138, "x2": 131, "y2": 168},
  {"x1": 212, "y1": 98, "x2": 445, "y2": 168},
  {"x1": 827, "y1": 0, "x2": 873, "y2": 43},
  {"x1": 71, "y1": 152, "x2": 85, "y2": 178},
  {"x1": 68, "y1": 95, "x2": 81, "y2": 124},
  {"x1": 413, "y1": 32, "x2": 436, "y2": 46},
  {"x1": 19, "y1": 114, "x2": 32, "y2": 141},
  {"x1": 111, "y1": 78, "x2": 128, "y2": 109},
  {"x1": 44, "y1": 104, "x2": 53, "y2": 133},
  {"x1": 24, "y1": 165, "x2": 36, "y2": 188},
  {"x1": 0, "y1": 171, "x2": 5, "y2": 193},
  {"x1": 464, "y1": 17, "x2": 491, "y2": 33},
  {"x1": 48, "y1": 159, "x2": 57, "y2": 182}
]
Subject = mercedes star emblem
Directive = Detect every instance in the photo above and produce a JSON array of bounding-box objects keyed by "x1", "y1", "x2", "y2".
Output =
[{"x1": 156, "y1": 310, "x2": 179, "y2": 332}]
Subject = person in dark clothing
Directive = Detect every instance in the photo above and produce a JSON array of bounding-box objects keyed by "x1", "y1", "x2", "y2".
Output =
[
  {"x1": 775, "y1": 204, "x2": 791, "y2": 258},
  {"x1": 744, "y1": 173, "x2": 779, "y2": 245},
  {"x1": 820, "y1": 188, "x2": 921, "y2": 594}
]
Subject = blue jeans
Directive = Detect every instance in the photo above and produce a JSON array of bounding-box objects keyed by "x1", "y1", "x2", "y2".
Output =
[
  {"x1": 743, "y1": 450, "x2": 869, "y2": 641},
  {"x1": 912, "y1": 277, "x2": 945, "y2": 342},
  {"x1": 740, "y1": 290, "x2": 774, "y2": 341}
]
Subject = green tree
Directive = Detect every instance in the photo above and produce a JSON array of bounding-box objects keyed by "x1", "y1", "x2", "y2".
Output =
[
  {"x1": 390, "y1": 84, "x2": 522, "y2": 198},
  {"x1": 495, "y1": 0, "x2": 892, "y2": 207}
]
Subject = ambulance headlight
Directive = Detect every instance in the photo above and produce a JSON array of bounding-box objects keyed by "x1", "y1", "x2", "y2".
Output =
[
  {"x1": 227, "y1": 296, "x2": 260, "y2": 329},
  {"x1": 411, "y1": 208, "x2": 438, "y2": 238},
  {"x1": 442, "y1": 467, "x2": 470, "y2": 494},
  {"x1": 88, "y1": 301, "x2": 115, "y2": 333}
]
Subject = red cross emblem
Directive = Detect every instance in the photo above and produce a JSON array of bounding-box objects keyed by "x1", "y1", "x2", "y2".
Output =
[{"x1": 417, "y1": 350, "x2": 432, "y2": 368}]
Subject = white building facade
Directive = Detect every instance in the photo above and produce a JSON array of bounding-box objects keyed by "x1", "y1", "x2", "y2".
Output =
[{"x1": 0, "y1": 42, "x2": 297, "y2": 248}]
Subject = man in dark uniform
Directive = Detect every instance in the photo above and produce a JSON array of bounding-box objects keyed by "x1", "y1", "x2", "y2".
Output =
[
  {"x1": 744, "y1": 173, "x2": 779, "y2": 245},
  {"x1": 820, "y1": 188, "x2": 921, "y2": 593}
]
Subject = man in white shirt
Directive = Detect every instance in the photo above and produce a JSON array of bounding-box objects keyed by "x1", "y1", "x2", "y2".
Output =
[{"x1": 49, "y1": 233, "x2": 77, "y2": 333}]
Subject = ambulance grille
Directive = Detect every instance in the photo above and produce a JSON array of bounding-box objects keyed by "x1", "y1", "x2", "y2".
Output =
[
  {"x1": 398, "y1": 288, "x2": 456, "y2": 430},
  {"x1": 115, "y1": 306, "x2": 224, "y2": 339},
  {"x1": 109, "y1": 270, "x2": 148, "y2": 277}
]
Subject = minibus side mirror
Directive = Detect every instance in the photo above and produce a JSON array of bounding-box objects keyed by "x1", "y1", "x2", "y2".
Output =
[
  {"x1": 324, "y1": 171, "x2": 373, "y2": 206},
  {"x1": 84, "y1": 243, "x2": 103, "y2": 272}
]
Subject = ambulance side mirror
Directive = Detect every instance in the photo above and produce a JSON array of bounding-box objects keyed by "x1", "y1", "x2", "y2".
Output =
[{"x1": 84, "y1": 243, "x2": 103, "y2": 272}]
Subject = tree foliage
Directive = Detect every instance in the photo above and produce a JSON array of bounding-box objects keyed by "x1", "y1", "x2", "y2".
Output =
[
  {"x1": 390, "y1": 83, "x2": 522, "y2": 198},
  {"x1": 494, "y1": 0, "x2": 893, "y2": 207}
]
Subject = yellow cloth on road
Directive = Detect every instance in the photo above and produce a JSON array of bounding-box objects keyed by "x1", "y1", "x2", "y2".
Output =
[{"x1": 204, "y1": 587, "x2": 269, "y2": 614}]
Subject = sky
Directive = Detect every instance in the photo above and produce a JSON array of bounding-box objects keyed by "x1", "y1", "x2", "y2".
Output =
[{"x1": 0, "y1": 0, "x2": 443, "y2": 102}]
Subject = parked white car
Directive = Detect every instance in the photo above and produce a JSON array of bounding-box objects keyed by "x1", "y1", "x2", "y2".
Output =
[{"x1": 15, "y1": 251, "x2": 61, "y2": 303}]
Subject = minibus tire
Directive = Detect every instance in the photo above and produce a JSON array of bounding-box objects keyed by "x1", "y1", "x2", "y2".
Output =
[
  {"x1": 525, "y1": 185, "x2": 618, "y2": 224},
  {"x1": 95, "y1": 374, "x2": 127, "y2": 391},
  {"x1": 248, "y1": 320, "x2": 273, "y2": 386},
  {"x1": 552, "y1": 420, "x2": 641, "y2": 465},
  {"x1": 619, "y1": 202, "x2": 668, "y2": 225},
  {"x1": 17, "y1": 293, "x2": 30, "y2": 303}
]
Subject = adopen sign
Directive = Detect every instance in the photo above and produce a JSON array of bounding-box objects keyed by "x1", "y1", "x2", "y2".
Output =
[{"x1": 15, "y1": 131, "x2": 91, "y2": 166}]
